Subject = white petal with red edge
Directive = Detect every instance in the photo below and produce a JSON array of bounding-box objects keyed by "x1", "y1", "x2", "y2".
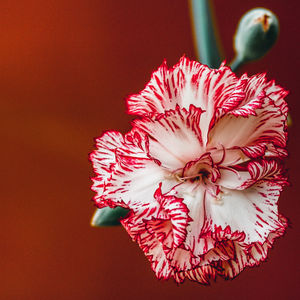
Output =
[
  {"x1": 132, "y1": 106, "x2": 205, "y2": 170},
  {"x1": 165, "y1": 182, "x2": 216, "y2": 257},
  {"x1": 182, "y1": 265, "x2": 216, "y2": 284},
  {"x1": 127, "y1": 57, "x2": 238, "y2": 118},
  {"x1": 261, "y1": 77, "x2": 289, "y2": 114},
  {"x1": 154, "y1": 184, "x2": 190, "y2": 247},
  {"x1": 101, "y1": 156, "x2": 167, "y2": 208},
  {"x1": 208, "y1": 96, "x2": 287, "y2": 158},
  {"x1": 217, "y1": 241, "x2": 248, "y2": 279},
  {"x1": 247, "y1": 215, "x2": 287, "y2": 266},
  {"x1": 90, "y1": 131, "x2": 124, "y2": 180},
  {"x1": 205, "y1": 181, "x2": 284, "y2": 244},
  {"x1": 90, "y1": 131, "x2": 125, "y2": 203},
  {"x1": 122, "y1": 221, "x2": 173, "y2": 279},
  {"x1": 243, "y1": 159, "x2": 287, "y2": 188}
]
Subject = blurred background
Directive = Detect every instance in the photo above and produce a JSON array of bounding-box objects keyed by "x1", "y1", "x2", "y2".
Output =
[{"x1": 1, "y1": 0, "x2": 299, "y2": 299}]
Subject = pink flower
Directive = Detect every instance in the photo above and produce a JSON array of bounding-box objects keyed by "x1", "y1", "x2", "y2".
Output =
[{"x1": 90, "y1": 57, "x2": 288, "y2": 284}]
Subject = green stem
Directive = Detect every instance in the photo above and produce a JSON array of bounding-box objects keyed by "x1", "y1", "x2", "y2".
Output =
[{"x1": 189, "y1": 0, "x2": 222, "y2": 68}]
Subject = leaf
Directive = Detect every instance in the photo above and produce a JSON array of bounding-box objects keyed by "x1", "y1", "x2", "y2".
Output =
[{"x1": 91, "y1": 207, "x2": 129, "y2": 226}]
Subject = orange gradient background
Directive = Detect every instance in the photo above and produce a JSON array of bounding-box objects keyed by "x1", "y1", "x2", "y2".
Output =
[{"x1": 1, "y1": 1, "x2": 299, "y2": 299}]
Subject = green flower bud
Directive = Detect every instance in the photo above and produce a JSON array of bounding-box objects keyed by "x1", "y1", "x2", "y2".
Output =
[{"x1": 234, "y1": 8, "x2": 279, "y2": 63}]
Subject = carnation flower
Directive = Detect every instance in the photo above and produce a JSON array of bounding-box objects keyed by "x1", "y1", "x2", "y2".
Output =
[{"x1": 90, "y1": 57, "x2": 288, "y2": 284}]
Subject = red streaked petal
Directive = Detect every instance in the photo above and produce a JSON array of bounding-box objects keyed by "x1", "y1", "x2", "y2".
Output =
[
  {"x1": 214, "y1": 216, "x2": 287, "y2": 279},
  {"x1": 90, "y1": 130, "x2": 155, "y2": 205},
  {"x1": 263, "y1": 79, "x2": 289, "y2": 114},
  {"x1": 216, "y1": 241, "x2": 248, "y2": 279},
  {"x1": 227, "y1": 73, "x2": 267, "y2": 115},
  {"x1": 153, "y1": 184, "x2": 190, "y2": 247},
  {"x1": 100, "y1": 157, "x2": 166, "y2": 208},
  {"x1": 90, "y1": 131, "x2": 125, "y2": 204},
  {"x1": 165, "y1": 182, "x2": 216, "y2": 257},
  {"x1": 181, "y1": 265, "x2": 216, "y2": 284},
  {"x1": 126, "y1": 60, "x2": 177, "y2": 116},
  {"x1": 264, "y1": 143, "x2": 288, "y2": 158},
  {"x1": 247, "y1": 215, "x2": 287, "y2": 266},
  {"x1": 205, "y1": 181, "x2": 284, "y2": 244},
  {"x1": 126, "y1": 57, "x2": 238, "y2": 117},
  {"x1": 90, "y1": 131, "x2": 123, "y2": 179},
  {"x1": 243, "y1": 159, "x2": 288, "y2": 188},
  {"x1": 208, "y1": 96, "x2": 287, "y2": 157},
  {"x1": 132, "y1": 106, "x2": 205, "y2": 170},
  {"x1": 168, "y1": 247, "x2": 195, "y2": 275},
  {"x1": 229, "y1": 91, "x2": 264, "y2": 117},
  {"x1": 122, "y1": 221, "x2": 173, "y2": 280},
  {"x1": 217, "y1": 159, "x2": 287, "y2": 190}
]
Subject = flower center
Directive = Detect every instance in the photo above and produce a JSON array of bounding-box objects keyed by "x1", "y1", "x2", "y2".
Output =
[
  {"x1": 174, "y1": 153, "x2": 220, "y2": 183},
  {"x1": 176, "y1": 168, "x2": 210, "y2": 183}
]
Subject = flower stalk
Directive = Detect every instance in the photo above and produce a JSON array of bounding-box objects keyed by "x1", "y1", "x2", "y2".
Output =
[{"x1": 189, "y1": 0, "x2": 222, "y2": 68}]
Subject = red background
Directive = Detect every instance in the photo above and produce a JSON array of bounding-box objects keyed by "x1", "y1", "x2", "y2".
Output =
[{"x1": 1, "y1": 1, "x2": 299, "y2": 299}]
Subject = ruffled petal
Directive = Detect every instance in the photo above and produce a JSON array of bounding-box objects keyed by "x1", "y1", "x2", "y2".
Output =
[
  {"x1": 90, "y1": 129, "x2": 168, "y2": 208},
  {"x1": 246, "y1": 74, "x2": 288, "y2": 115},
  {"x1": 216, "y1": 241, "x2": 248, "y2": 279},
  {"x1": 153, "y1": 184, "x2": 190, "y2": 247},
  {"x1": 132, "y1": 105, "x2": 205, "y2": 170},
  {"x1": 90, "y1": 131, "x2": 126, "y2": 203},
  {"x1": 212, "y1": 215, "x2": 287, "y2": 279},
  {"x1": 205, "y1": 181, "x2": 284, "y2": 244},
  {"x1": 247, "y1": 215, "x2": 287, "y2": 266},
  {"x1": 164, "y1": 182, "x2": 216, "y2": 258},
  {"x1": 121, "y1": 185, "x2": 193, "y2": 280},
  {"x1": 208, "y1": 96, "x2": 287, "y2": 158},
  {"x1": 90, "y1": 131, "x2": 123, "y2": 176},
  {"x1": 101, "y1": 155, "x2": 166, "y2": 208},
  {"x1": 217, "y1": 159, "x2": 287, "y2": 190},
  {"x1": 122, "y1": 220, "x2": 173, "y2": 279},
  {"x1": 126, "y1": 57, "x2": 238, "y2": 118},
  {"x1": 228, "y1": 73, "x2": 288, "y2": 116},
  {"x1": 243, "y1": 159, "x2": 288, "y2": 188},
  {"x1": 180, "y1": 265, "x2": 216, "y2": 284}
]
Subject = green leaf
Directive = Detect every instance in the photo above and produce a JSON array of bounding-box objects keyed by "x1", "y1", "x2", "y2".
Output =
[
  {"x1": 189, "y1": 0, "x2": 222, "y2": 68},
  {"x1": 91, "y1": 207, "x2": 129, "y2": 227}
]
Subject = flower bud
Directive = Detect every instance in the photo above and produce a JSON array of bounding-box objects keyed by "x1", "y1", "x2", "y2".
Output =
[{"x1": 234, "y1": 8, "x2": 279, "y2": 62}]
